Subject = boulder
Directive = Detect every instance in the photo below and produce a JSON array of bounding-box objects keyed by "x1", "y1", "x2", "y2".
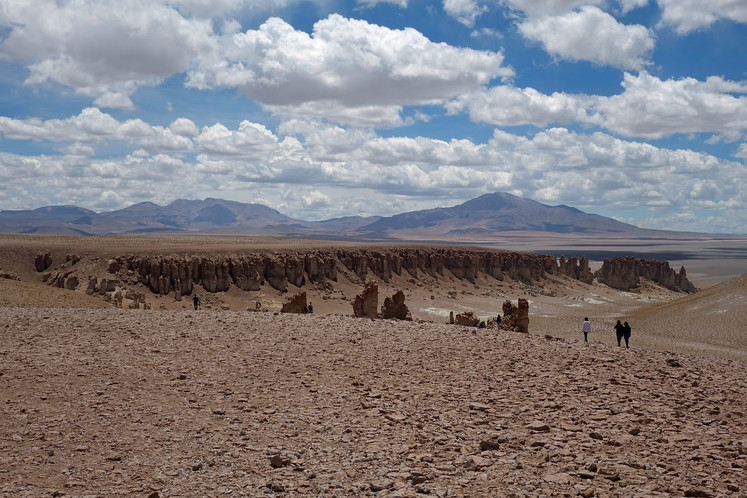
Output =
[
  {"x1": 382, "y1": 290, "x2": 410, "y2": 320},
  {"x1": 107, "y1": 259, "x2": 120, "y2": 273},
  {"x1": 455, "y1": 311, "x2": 480, "y2": 327},
  {"x1": 281, "y1": 292, "x2": 307, "y2": 313}
]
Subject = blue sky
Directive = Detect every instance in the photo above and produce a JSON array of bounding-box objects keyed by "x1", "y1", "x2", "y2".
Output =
[{"x1": 0, "y1": 0, "x2": 746, "y2": 233}]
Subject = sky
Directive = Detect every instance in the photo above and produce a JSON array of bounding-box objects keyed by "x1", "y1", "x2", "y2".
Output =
[{"x1": 0, "y1": 0, "x2": 746, "y2": 234}]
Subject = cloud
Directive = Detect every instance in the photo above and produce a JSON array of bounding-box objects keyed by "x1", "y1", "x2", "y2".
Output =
[
  {"x1": 265, "y1": 101, "x2": 410, "y2": 128},
  {"x1": 500, "y1": 0, "x2": 605, "y2": 17},
  {"x1": 447, "y1": 72, "x2": 747, "y2": 140},
  {"x1": 517, "y1": 6, "x2": 654, "y2": 70},
  {"x1": 0, "y1": 0, "x2": 217, "y2": 109},
  {"x1": 195, "y1": 121, "x2": 281, "y2": 158},
  {"x1": 619, "y1": 0, "x2": 648, "y2": 13},
  {"x1": 445, "y1": 85, "x2": 590, "y2": 127},
  {"x1": 0, "y1": 108, "x2": 194, "y2": 152},
  {"x1": 1, "y1": 114, "x2": 744, "y2": 231},
  {"x1": 656, "y1": 0, "x2": 747, "y2": 34},
  {"x1": 591, "y1": 72, "x2": 747, "y2": 139},
  {"x1": 187, "y1": 14, "x2": 513, "y2": 124},
  {"x1": 357, "y1": 0, "x2": 408, "y2": 7},
  {"x1": 443, "y1": 0, "x2": 488, "y2": 27}
]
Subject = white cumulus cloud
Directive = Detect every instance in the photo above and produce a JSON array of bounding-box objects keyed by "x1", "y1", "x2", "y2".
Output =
[
  {"x1": 0, "y1": 0, "x2": 217, "y2": 109},
  {"x1": 517, "y1": 6, "x2": 654, "y2": 69},
  {"x1": 591, "y1": 72, "x2": 747, "y2": 139},
  {"x1": 444, "y1": 0, "x2": 488, "y2": 27},
  {"x1": 656, "y1": 0, "x2": 747, "y2": 34},
  {"x1": 187, "y1": 14, "x2": 513, "y2": 125}
]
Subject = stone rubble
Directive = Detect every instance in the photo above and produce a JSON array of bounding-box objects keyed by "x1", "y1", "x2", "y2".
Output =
[{"x1": 1, "y1": 308, "x2": 744, "y2": 496}]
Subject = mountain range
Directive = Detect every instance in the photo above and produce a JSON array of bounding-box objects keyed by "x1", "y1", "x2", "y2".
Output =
[{"x1": 0, "y1": 192, "x2": 666, "y2": 239}]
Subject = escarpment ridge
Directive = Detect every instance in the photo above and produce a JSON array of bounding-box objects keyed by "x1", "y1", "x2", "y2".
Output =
[{"x1": 33, "y1": 247, "x2": 697, "y2": 301}]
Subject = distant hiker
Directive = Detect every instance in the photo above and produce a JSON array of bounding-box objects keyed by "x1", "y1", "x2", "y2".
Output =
[
  {"x1": 623, "y1": 321, "x2": 632, "y2": 348},
  {"x1": 496, "y1": 314, "x2": 502, "y2": 328},
  {"x1": 307, "y1": 302, "x2": 313, "y2": 314},
  {"x1": 302, "y1": 304, "x2": 308, "y2": 313},
  {"x1": 614, "y1": 320, "x2": 625, "y2": 346},
  {"x1": 381, "y1": 305, "x2": 386, "y2": 318},
  {"x1": 582, "y1": 317, "x2": 591, "y2": 343},
  {"x1": 193, "y1": 294, "x2": 200, "y2": 310}
]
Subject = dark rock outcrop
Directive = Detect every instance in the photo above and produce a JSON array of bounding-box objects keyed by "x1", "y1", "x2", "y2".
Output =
[
  {"x1": 281, "y1": 292, "x2": 307, "y2": 313},
  {"x1": 382, "y1": 290, "x2": 410, "y2": 320},
  {"x1": 558, "y1": 256, "x2": 593, "y2": 284},
  {"x1": 35, "y1": 251, "x2": 52, "y2": 272},
  {"x1": 595, "y1": 257, "x2": 697, "y2": 293},
  {"x1": 353, "y1": 283, "x2": 378, "y2": 318},
  {"x1": 502, "y1": 299, "x2": 529, "y2": 333}
]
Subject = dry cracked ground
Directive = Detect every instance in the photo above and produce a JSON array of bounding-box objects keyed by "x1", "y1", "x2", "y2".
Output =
[{"x1": 1, "y1": 309, "x2": 745, "y2": 497}]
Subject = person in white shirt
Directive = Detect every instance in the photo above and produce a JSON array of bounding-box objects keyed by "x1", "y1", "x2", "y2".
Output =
[{"x1": 582, "y1": 317, "x2": 591, "y2": 343}]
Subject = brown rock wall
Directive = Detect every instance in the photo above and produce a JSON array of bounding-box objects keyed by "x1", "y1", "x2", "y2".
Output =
[{"x1": 596, "y1": 257, "x2": 697, "y2": 293}]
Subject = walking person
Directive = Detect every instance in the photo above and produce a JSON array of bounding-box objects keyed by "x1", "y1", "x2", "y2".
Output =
[
  {"x1": 582, "y1": 317, "x2": 591, "y2": 344},
  {"x1": 614, "y1": 320, "x2": 625, "y2": 346},
  {"x1": 623, "y1": 321, "x2": 632, "y2": 348},
  {"x1": 193, "y1": 293, "x2": 200, "y2": 310}
]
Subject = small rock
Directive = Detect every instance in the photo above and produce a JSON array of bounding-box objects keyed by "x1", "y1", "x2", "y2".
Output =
[
  {"x1": 105, "y1": 452, "x2": 122, "y2": 461},
  {"x1": 543, "y1": 472, "x2": 572, "y2": 484},
  {"x1": 270, "y1": 454, "x2": 291, "y2": 468},
  {"x1": 579, "y1": 487, "x2": 596, "y2": 498},
  {"x1": 526, "y1": 421, "x2": 550, "y2": 432},
  {"x1": 267, "y1": 481, "x2": 285, "y2": 492},
  {"x1": 479, "y1": 439, "x2": 502, "y2": 451},
  {"x1": 464, "y1": 456, "x2": 491, "y2": 470},
  {"x1": 667, "y1": 358, "x2": 681, "y2": 367},
  {"x1": 369, "y1": 479, "x2": 393, "y2": 492},
  {"x1": 684, "y1": 490, "x2": 713, "y2": 498},
  {"x1": 469, "y1": 402, "x2": 489, "y2": 411}
]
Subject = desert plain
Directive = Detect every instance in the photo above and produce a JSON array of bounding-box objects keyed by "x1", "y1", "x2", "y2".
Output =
[{"x1": 1, "y1": 233, "x2": 746, "y2": 497}]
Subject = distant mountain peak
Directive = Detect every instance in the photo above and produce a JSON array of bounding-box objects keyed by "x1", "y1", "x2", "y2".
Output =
[{"x1": 0, "y1": 191, "x2": 661, "y2": 237}]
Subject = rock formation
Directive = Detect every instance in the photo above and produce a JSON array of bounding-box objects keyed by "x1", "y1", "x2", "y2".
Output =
[
  {"x1": 558, "y1": 256, "x2": 593, "y2": 284},
  {"x1": 382, "y1": 290, "x2": 410, "y2": 320},
  {"x1": 31, "y1": 248, "x2": 698, "y2": 304},
  {"x1": 281, "y1": 292, "x2": 307, "y2": 313},
  {"x1": 353, "y1": 283, "x2": 378, "y2": 318},
  {"x1": 595, "y1": 257, "x2": 697, "y2": 293},
  {"x1": 502, "y1": 298, "x2": 529, "y2": 333},
  {"x1": 455, "y1": 311, "x2": 480, "y2": 327},
  {"x1": 34, "y1": 251, "x2": 52, "y2": 272}
]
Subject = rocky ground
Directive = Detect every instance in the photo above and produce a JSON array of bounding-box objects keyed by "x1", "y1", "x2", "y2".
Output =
[{"x1": 1, "y1": 308, "x2": 745, "y2": 497}]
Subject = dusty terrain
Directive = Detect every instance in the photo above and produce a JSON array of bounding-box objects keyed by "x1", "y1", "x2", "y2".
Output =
[
  {"x1": 1, "y1": 234, "x2": 746, "y2": 496},
  {"x1": 2, "y1": 309, "x2": 746, "y2": 497}
]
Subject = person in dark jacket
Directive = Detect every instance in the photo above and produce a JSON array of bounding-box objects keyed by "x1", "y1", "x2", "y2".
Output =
[
  {"x1": 622, "y1": 321, "x2": 632, "y2": 348},
  {"x1": 193, "y1": 294, "x2": 200, "y2": 310},
  {"x1": 614, "y1": 320, "x2": 625, "y2": 346}
]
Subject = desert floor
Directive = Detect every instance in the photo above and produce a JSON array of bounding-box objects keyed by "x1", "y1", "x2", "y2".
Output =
[
  {"x1": 2, "y1": 309, "x2": 746, "y2": 497},
  {"x1": 1, "y1": 234, "x2": 746, "y2": 496}
]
